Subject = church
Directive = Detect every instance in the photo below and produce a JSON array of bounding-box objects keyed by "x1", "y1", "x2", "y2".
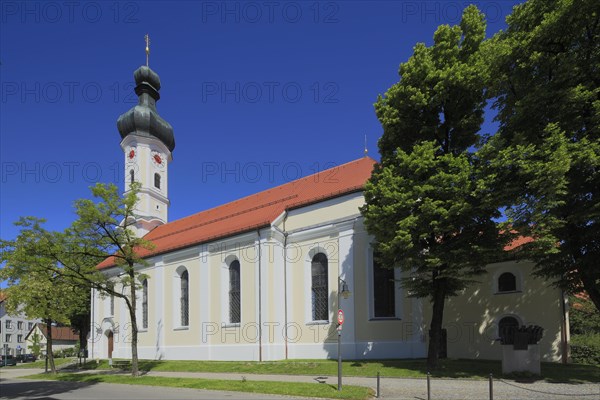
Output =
[{"x1": 88, "y1": 64, "x2": 569, "y2": 363}]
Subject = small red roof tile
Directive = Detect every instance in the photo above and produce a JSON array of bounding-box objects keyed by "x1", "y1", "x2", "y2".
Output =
[{"x1": 98, "y1": 157, "x2": 376, "y2": 269}]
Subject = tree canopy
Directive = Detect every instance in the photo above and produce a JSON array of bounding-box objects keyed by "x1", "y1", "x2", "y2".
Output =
[
  {"x1": 362, "y1": 5, "x2": 508, "y2": 370},
  {"x1": 487, "y1": 0, "x2": 600, "y2": 311}
]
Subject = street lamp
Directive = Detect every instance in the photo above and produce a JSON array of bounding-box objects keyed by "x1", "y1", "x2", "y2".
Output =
[{"x1": 337, "y1": 277, "x2": 351, "y2": 392}]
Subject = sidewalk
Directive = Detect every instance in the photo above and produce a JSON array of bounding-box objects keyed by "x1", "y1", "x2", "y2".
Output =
[
  {"x1": 141, "y1": 370, "x2": 599, "y2": 399},
  {"x1": 5, "y1": 366, "x2": 598, "y2": 399}
]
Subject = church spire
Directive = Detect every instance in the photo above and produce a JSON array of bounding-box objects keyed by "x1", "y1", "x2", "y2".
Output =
[
  {"x1": 117, "y1": 38, "x2": 174, "y2": 235},
  {"x1": 145, "y1": 34, "x2": 150, "y2": 67},
  {"x1": 116, "y1": 65, "x2": 175, "y2": 152}
]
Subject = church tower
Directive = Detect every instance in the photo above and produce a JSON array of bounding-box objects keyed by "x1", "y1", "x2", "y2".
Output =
[{"x1": 117, "y1": 65, "x2": 175, "y2": 236}]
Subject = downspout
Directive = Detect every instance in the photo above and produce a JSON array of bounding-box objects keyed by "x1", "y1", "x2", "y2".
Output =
[
  {"x1": 91, "y1": 288, "x2": 94, "y2": 359},
  {"x1": 282, "y1": 211, "x2": 289, "y2": 359},
  {"x1": 257, "y1": 229, "x2": 262, "y2": 362},
  {"x1": 560, "y1": 289, "x2": 569, "y2": 364}
]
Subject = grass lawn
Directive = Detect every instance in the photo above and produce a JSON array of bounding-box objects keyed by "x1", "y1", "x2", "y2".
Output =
[
  {"x1": 25, "y1": 373, "x2": 373, "y2": 400},
  {"x1": 82, "y1": 358, "x2": 599, "y2": 384}
]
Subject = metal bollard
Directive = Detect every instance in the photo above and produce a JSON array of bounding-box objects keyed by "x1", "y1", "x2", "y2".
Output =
[
  {"x1": 489, "y1": 373, "x2": 493, "y2": 400},
  {"x1": 376, "y1": 371, "x2": 380, "y2": 398},
  {"x1": 427, "y1": 372, "x2": 431, "y2": 400}
]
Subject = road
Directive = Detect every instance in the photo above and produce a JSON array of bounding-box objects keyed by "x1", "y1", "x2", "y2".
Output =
[{"x1": 0, "y1": 368, "x2": 296, "y2": 400}]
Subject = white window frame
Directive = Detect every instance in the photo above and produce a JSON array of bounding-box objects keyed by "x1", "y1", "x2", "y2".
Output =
[
  {"x1": 221, "y1": 255, "x2": 241, "y2": 327},
  {"x1": 304, "y1": 245, "x2": 331, "y2": 325},
  {"x1": 172, "y1": 265, "x2": 190, "y2": 330}
]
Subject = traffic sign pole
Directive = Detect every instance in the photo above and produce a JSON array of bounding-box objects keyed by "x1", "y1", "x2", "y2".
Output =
[{"x1": 337, "y1": 309, "x2": 344, "y2": 391}]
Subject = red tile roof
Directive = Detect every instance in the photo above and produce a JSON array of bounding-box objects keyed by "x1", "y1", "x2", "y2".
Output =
[
  {"x1": 98, "y1": 157, "x2": 376, "y2": 269},
  {"x1": 504, "y1": 235, "x2": 534, "y2": 251},
  {"x1": 27, "y1": 323, "x2": 79, "y2": 342}
]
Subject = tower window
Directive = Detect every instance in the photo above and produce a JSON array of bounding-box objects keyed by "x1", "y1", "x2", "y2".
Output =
[
  {"x1": 130, "y1": 169, "x2": 135, "y2": 185},
  {"x1": 154, "y1": 173, "x2": 161, "y2": 189}
]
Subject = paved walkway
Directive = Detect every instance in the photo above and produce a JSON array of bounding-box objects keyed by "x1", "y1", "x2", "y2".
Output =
[
  {"x1": 3, "y1": 367, "x2": 599, "y2": 399},
  {"x1": 141, "y1": 371, "x2": 599, "y2": 399}
]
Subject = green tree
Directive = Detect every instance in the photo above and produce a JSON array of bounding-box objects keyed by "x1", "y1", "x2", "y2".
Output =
[
  {"x1": 0, "y1": 218, "x2": 89, "y2": 373},
  {"x1": 1, "y1": 184, "x2": 152, "y2": 376},
  {"x1": 56, "y1": 183, "x2": 153, "y2": 376},
  {"x1": 487, "y1": 0, "x2": 600, "y2": 311},
  {"x1": 361, "y1": 6, "x2": 507, "y2": 370},
  {"x1": 28, "y1": 330, "x2": 42, "y2": 358}
]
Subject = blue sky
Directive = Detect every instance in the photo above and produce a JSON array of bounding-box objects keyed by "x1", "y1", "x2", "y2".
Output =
[{"x1": 1, "y1": 1, "x2": 520, "y2": 246}]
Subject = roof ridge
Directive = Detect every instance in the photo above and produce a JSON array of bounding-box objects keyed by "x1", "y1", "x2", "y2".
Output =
[
  {"x1": 146, "y1": 157, "x2": 375, "y2": 234},
  {"x1": 149, "y1": 194, "x2": 298, "y2": 241}
]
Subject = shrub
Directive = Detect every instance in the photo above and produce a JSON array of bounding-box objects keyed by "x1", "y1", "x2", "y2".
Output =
[
  {"x1": 569, "y1": 295, "x2": 600, "y2": 335},
  {"x1": 571, "y1": 334, "x2": 600, "y2": 365}
]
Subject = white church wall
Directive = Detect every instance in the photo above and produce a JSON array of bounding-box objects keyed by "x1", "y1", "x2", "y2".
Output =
[{"x1": 430, "y1": 261, "x2": 565, "y2": 362}]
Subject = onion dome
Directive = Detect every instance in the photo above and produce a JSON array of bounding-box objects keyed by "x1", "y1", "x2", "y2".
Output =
[{"x1": 117, "y1": 66, "x2": 175, "y2": 152}]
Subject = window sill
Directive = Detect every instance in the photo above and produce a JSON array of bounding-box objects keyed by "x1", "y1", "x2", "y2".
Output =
[
  {"x1": 306, "y1": 320, "x2": 329, "y2": 326},
  {"x1": 138, "y1": 329, "x2": 148, "y2": 333},
  {"x1": 369, "y1": 317, "x2": 402, "y2": 321},
  {"x1": 494, "y1": 290, "x2": 522, "y2": 295},
  {"x1": 221, "y1": 323, "x2": 241, "y2": 328},
  {"x1": 173, "y1": 326, "x2": 189, "y2": 331}
]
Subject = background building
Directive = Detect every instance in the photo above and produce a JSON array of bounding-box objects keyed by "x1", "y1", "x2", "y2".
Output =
[{"x1": 0, "y1": 293, "x2": 40, "y2": 357}]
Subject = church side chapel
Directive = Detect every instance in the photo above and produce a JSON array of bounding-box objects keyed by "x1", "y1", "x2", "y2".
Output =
[{"x1": 89, "y1": 59, "x2": 568, "y2": 364}]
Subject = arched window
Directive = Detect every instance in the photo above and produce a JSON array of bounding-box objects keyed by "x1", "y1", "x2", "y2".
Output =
[
  {"x1": 154, "y1": 173, "x2": 161, "y2": 189},
  {"x1": 498, "y1": 316, "x2": 520, "y2": 343},
  {"x1": 180, "y1": 270, "x2": 189, "y2": 326},
  {"x1": 130, "y1": 169, "x2": 135, "y2": 185},
  {"x1": 108, "y1": 282, "x2": 115, "y2": 316},
  {"x1": 229, "y1": 260, "x2": 241, "y2": 324},
  {"x1": 498, "y1": 272, "x2": 517, "y2": 292},
  {"x1": 311, "y1": 253, "x2": 328, "y2": 321},
  {"x1": 142, "y1": 279, "x2": 148, "y2": 330}
]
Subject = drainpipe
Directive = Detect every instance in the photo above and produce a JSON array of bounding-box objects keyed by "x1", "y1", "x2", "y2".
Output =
[
  {"x1": 91, "y1": 288, "x2": 94, "y2": 359},
  {"x1": 560, "y1": 289, "x2": 569, "y2": 364},
  {"x1": 257, "y1": 229, "x2": 262, "y2": 362},
  {"x1": 282, "y1": 211, "x2": 289, "y2": 359}
]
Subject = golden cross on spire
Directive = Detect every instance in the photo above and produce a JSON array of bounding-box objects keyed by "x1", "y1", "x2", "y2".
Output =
[{"x1": 145, "y1": 34, "x2": 150, "y2": 67}]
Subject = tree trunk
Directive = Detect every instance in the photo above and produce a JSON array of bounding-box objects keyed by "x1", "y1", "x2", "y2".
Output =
[
  {"x1": 427, "y1": 278, "x2": 446, "y2": 371},
  {"x1": 45, "y1": 318, "x2": 56, "y2": 374},
  {"x1": 128, "y1": 269, "x2": 139, "y2": 376}
]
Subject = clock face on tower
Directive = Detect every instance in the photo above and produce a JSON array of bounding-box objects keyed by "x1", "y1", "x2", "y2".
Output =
[
  {"x1": 127, "y1": 147, "x2": 137, "y2": 161},
  {"x1": 151, "y1": 150, "x2": 164, "y2": 169}
]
